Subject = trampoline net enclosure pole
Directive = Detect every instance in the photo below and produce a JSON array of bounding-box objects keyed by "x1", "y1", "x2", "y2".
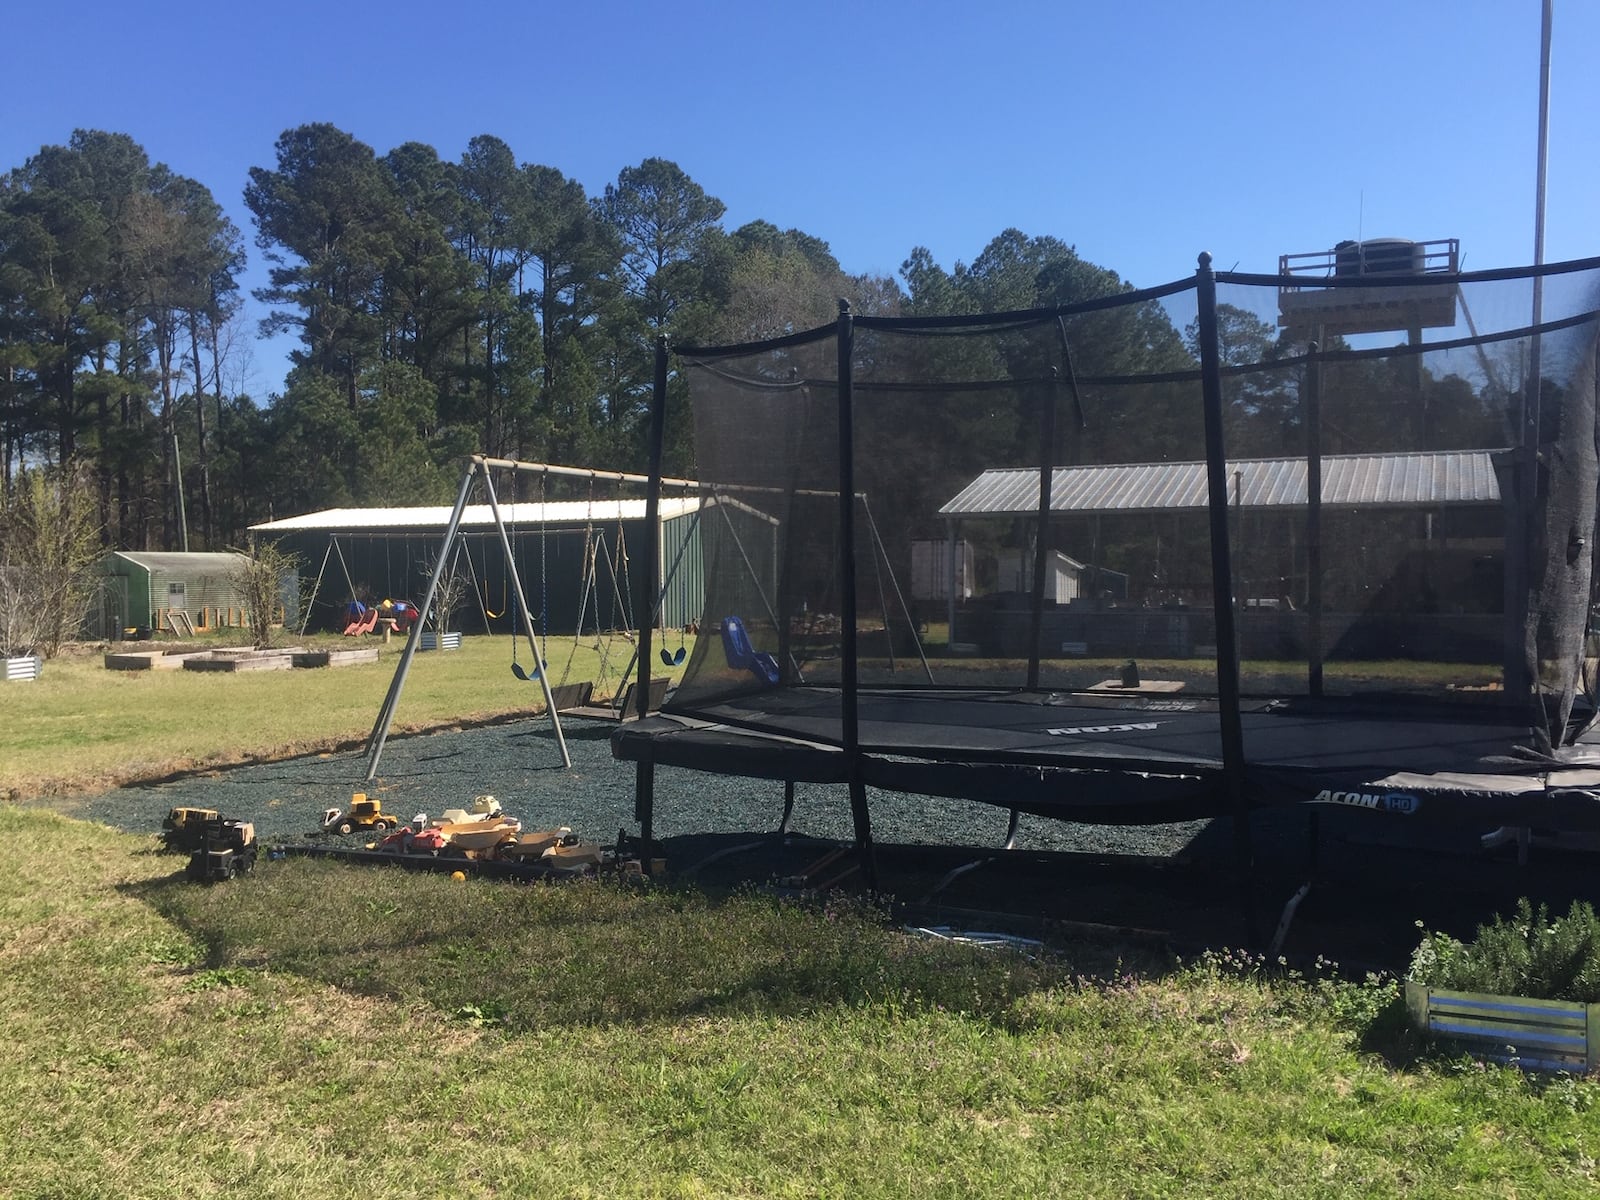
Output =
[
  {"x1": 1196, "y1": 252, "x2": 1257, "y2": 940},
  {"x1": 838, "y1": 300, "x2": 878, "y2": 888}
]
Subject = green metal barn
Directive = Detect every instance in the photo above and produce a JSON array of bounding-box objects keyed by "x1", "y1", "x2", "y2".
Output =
[{"x1": 250, "y1": 497, "x2": 744, "y2": 638}]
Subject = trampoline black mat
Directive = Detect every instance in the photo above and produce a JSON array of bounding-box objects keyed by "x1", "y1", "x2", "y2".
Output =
[{"x1": 614, "y1": 687, "x2": 1600, "y2": 830}]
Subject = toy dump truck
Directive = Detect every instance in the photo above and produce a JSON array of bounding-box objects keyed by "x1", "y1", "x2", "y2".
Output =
[
  {"x1": 431, "y1": 794, "x2": 504, "y2": 826},
  {"x1": 185, "y1": 816, "x2": 258, "y2": 882},
  {"x1": 161, "y1": 807, "x2": 220, "y2": 852},
  {"x1": 322, "y1": 793, "x2": 400, "y2": 835}
]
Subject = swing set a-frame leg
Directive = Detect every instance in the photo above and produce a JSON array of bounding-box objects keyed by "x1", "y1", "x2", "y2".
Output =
[{"x1": 364, "y1": 458, "x2": 573, "y2": 779}]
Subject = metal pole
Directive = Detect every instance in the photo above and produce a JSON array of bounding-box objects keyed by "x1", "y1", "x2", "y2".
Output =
[
  {"x1": 172, "y1": 432, "x2": 188, "y2": 552},
  {"x1": 945, "y1": 519, "x2": 958, "y2": 650},
  {"x1": 298, "y1": 540, "x2": 333, "y2": 637},
  {"x1": 473, "y1": 455, "x2": 694, "y2": 490},
  {"x1": 1196, "y1": 252, "x2": 1257, "y2": 943},
  {"x1": 634, "y1": 337, "x2": 670, "y2": 852},
  {"x1": 1027, "y1": 369, "x2": 1060, "y2": 689},
  {"x1": 481, "y1": 468, "x2": 571, "y2": 769},
  {"x1": 1305, "y1": 339, "x2": 1324, "y2": 698},
  {"x1": 1515, "y1": 0, "x2": 1553, "y2": 706},
  {"x1": 837, "y1": 300, "x2": 876, "y2": 888},
  {"x1": 633, "y1": 336, "x2": 665, "y2": 713},
  {"x1": 1535, "y1": 0, "x2": 1552, "y2": 281},
  {"x1": 364, "y1": 461, "x2": 476, "y2": 779},
  {"x1": 862, "y1": 497, "x2": 935, "y2": 683}
]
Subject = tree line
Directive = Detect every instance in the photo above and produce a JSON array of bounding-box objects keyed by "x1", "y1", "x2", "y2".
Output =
[{"x1": 1, "y1": 124, "x2": 1510, "y2": 558}]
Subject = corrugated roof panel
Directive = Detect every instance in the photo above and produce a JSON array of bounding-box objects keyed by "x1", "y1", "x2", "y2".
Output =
[
  {"x1": 942, "y1": 451, "x2": 1502, "y2": 517},
  {"x1": 251, "y1": 497, "x2": 699, "y2": 534},
  {"x1": 109, "y1": 551, "x2": 250, "y2": 572}
]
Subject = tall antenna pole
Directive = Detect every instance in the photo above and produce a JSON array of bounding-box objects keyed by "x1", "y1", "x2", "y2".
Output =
[
  {"x1": 1514, "y1": 0, "x2": 1553, "y2": 705},
  {"x1": 1534, "y1": 0, "x2": 1552, "y2": 278}
]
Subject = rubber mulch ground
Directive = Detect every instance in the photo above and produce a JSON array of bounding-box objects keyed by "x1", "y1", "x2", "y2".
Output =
[{"x1": 54, "y1": 715, "x2": 1600, "y2": 974}]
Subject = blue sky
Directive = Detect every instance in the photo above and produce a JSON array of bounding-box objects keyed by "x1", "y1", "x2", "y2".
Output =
[{"x1": 4, "y1": 0, "x2": 1594, "y2": 399}]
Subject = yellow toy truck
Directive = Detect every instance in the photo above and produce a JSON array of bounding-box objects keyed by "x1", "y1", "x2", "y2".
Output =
[
  {"x1": 322, "y1": 793, "x2": 400, "y2": 835},
  {"x1": 161, "y1": 807, "x2": 220, "y2": 852}
]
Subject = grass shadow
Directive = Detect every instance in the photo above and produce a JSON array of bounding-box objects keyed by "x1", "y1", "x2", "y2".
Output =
[{"x1": 120, "y1": 853, "x2": 1181, "y2": 1035}]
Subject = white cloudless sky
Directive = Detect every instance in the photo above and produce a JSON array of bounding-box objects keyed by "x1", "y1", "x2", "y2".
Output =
[{"x1": 3, "y1": 0, "x2": 1594, "y2": 398}]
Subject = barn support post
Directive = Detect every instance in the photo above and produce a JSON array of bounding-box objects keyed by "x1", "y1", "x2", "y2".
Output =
[
  {"x1": 837, "y1": 300, "x2": 877, "y2": 889},
  {"x1": 1196, "y1": 252, "x2": 1258, "y2": 944},
  {"x1": 1027, "y1": 368, "x2": 1061, "y2": 689},
  {"x1": 945, "y1": 519, "x2": 959, "y2": 648},
  {"x1": 364, "y1": 461, "x2": 476, "y2": 779}
]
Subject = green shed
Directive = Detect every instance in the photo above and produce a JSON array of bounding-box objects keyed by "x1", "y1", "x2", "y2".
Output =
[{"x1": 99, "y1": 551, "x2": 256, "y2": 636}]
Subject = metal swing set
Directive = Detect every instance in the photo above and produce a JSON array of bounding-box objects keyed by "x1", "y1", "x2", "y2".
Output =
[{"x1": 362, "y1": 455, "x2": 692, "y2": 778}]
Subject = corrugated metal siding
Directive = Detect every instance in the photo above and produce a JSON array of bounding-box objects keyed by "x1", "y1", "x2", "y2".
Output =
[
  {"x1": 104, "y1": 552, "x2": 253, "y2": 627},
  {"x1": 659, "y1": 510, "x2": 702, "y2": 630},
  {"x1": 941, "y1": 451, "x2": 1502, "y2": 517}
]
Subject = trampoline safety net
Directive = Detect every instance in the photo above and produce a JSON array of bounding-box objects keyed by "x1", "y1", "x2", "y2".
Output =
[{"x1": 662, "y1": 256, "x2": 1600, "y2": 760}]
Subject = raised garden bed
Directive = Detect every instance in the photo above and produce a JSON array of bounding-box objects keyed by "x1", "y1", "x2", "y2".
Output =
[
  {"x1": 1405, "y1": 981, "x2": 1599, "y2": 1073},
  {"x1": 182, "y1": 648, "x2": 304, "y2": 673},
  {"x1": 104, "y1": 647, "x2": 252, "y2": 671},
  {"x1": 4, "y1": 655, "x2": 43, "y2": 682},
  {"x1": 292, "y1": 648, "x2": 381, "y2": 668},
  {"x1": 418, "y1": 631, "x2": 462, "y2": 651}
]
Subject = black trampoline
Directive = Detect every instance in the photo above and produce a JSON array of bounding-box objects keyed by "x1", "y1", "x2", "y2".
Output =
[
  {"x1": 612, "y1": 249, "x2": 1600, "y2": 895},
  {"x1": 615, "y1": 688, "x2": 1600, "y2": 830}
]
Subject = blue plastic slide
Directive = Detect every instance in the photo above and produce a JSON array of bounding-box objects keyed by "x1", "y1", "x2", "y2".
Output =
[{"x1": 720, "y1": 616, "x2": 780, "y2": 685}]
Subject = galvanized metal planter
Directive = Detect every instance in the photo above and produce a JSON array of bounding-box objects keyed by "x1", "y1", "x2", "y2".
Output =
[
  {"x1": 4, "y1": 655, "x2": 43, "y2": 682},
  {"x1": 1406, "y1": 980, "x2": 1600, "y2": 1073},
  {"x1": 418, "y1": 631, "x2": 462, "y2": 651}
]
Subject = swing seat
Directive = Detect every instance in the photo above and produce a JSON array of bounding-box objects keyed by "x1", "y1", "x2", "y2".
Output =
[
  {"x1": 720, "y1": 616, "x2": 779, "y2": 686},
  {"x1": 343, "y1": 608, "x2": 379, "y2": 636}
]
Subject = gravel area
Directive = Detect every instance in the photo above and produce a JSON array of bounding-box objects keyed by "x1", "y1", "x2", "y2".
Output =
[
  {"x1": 62, "y1": 716, "x2": 1220, "y2": 856},
  {"x1": 48, "y1": 713, "x2": 1599, "y2": 971}
]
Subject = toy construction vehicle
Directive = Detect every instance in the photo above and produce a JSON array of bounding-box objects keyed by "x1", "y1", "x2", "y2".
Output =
[
  {"x1": 376, "y1": 823, "x2": 447, "y2": 855},
  {"x1": 161, "y1": 807, "x2": 220, "y2": 852},
  {"x1": 322, "y1": 793, "x2": 401, "y2": 835},
  {"x1": 184, "y1": 815, "x2": 258, "y2": 882},
  {"x1": 431, "y1": 794, "x2": 504, "y2": 826},
  {"x1": 493, "y1": 826, "x2": 573, "y2": 861}
]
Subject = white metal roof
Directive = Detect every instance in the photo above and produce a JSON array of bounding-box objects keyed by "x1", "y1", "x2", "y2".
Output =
[
  {"x1": 106, "y1": 551, "x2": 251, "y2": 573},
  {"x1": 940, "y1": 450, "x2": 1503, "y2": 518},
  {"x1": 250, "y1": 497, "x2": 700, "y2": 534}
]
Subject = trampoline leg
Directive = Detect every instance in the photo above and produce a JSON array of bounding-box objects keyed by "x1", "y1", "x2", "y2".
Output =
[
  {"x1": 634, "y1": 761, "x2": 655, "y2": 872},
  {"x1": 778, "y1": 780, "x2": 795, "y2": 836},
  {"x1": 921, "y1": 857, "x2": 994, "y2": 905},
  {"x1": 848, "y1": 778, "x2": 878, "y2": 891},
  {"x1": 1268, "y1": 881, "x2": 1312, "y2": 959},
  {"x1": 1003, "y1": 807, "x2": 1020, "y2": 851}
]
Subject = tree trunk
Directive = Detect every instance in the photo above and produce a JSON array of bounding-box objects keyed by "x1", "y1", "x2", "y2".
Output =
[{"x1": 187, "y1": 312, "x2": 213, "y2": 546}]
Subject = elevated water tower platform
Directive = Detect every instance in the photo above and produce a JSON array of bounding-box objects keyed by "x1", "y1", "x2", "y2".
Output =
[{"x1": 1278, "y1": 238, "x2": 1460, "y2": 338}]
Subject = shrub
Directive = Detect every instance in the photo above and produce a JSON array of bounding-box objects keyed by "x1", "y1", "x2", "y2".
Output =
[
  {"x1": 227, "y1": 539, "x2": 303, "y2": 649},
  {"x1": 1409, "y1": 898, "x2": 1600, "y2": 1002},
  {"x1": 0, "y1": 460, "x2": 103, "y2": 658}
]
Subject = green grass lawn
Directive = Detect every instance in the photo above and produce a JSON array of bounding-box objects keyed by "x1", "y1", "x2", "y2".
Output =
[
  {"x1": 0, "y1": 631, "x2": 694, "y2": 799},
  {"x1": 2, "y1": 805, "x2": 1597, "y2": 1198},
  {"x1": 3, "y1": 637, "x2": 1593, "y2": 1197}
]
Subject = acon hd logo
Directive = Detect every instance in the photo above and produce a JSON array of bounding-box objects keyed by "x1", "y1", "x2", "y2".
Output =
[
  {"x1": 1314, "y1": 788, "x2": 1421, "y2": 815},
  {"x1": 1046, "y1": 721, "x2": 1162, "y2": 737}
]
